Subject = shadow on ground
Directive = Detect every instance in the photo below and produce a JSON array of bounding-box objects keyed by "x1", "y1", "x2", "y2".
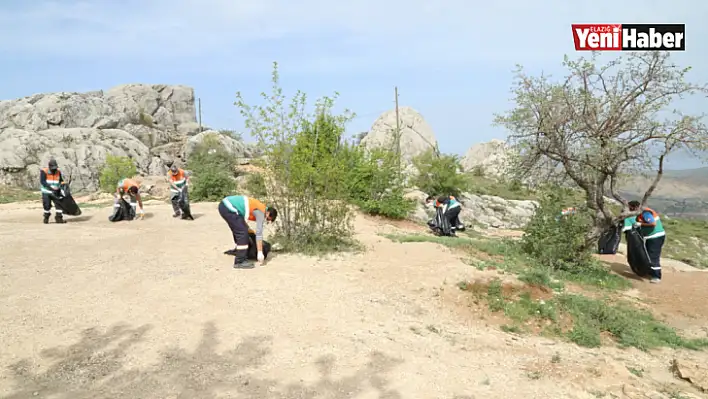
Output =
[
  {"x1": 2, "y1": 322, "x2": 403, "y2": 398},
  {"x1": 66, "y1": 215, "x2": 94, "y2": 223},
  {"x1": 141, "y1": 212, "x2": 156, "y2": 220},
  {"x1": 608, "y1": 262, "x2": 645, "y2": 282}
]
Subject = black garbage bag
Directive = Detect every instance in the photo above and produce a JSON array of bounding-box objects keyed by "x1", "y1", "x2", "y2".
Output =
[
  {"x1": 597, "y1": 222, "x2": 622, "y2": 254},
  {"x1": 246, "y1": 232, "x2": 271, "y2": 260},
  {"x1": 108, "y1": 198, "x2": 135, "y2": 222},
  {"x1": 54, "y1": 183, "x2": 82, "y2": 216},
  {"x1": 178, "y1": 189, "x2": 194, "y2": 220},
  {"x1": 428, "y1": 206, "x2": 453, "y2": 236},
  {"x1": 625, "y1": 227, "x2": 651, "y2": 277}
]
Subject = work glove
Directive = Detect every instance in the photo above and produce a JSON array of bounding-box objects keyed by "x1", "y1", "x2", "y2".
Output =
[
  {"x1": 257, "y1": 251, "x2": 265, "y2": 263},
  {"x1": 137, "y1": 209, "x2": 145, "y2": 220},
  {"x1": 633, "y1": 222, "x2": 641, "y2": 228}
]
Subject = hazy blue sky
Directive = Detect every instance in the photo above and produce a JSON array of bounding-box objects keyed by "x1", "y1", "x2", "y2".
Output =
[{"x1": 2, "y1": 0, "x2": 707, "y2": 168}]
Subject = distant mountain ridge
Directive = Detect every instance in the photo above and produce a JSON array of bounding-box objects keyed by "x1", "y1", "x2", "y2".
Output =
[{"x1": 621, "y1": 166, "x2": 708, "y2": 218}]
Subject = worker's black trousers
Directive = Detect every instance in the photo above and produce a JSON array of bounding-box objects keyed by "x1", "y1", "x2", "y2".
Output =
[
  {"x1": 645, "y1": 235, "x2": 665, "y2": 280},
  {"x1": 218, "y1": 202, "x2": 250, "y2": 263},
  {"x1": 445, "y1": 206, "x2": 461, "y2": 228},
  {"x1": 42, "y1": 193, "x2": 63, "y2": 216}
]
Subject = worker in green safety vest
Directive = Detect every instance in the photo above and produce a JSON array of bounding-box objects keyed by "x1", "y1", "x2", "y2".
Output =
[{"x1": 626, "y1": 200, "x2": 666, "y2": 283}]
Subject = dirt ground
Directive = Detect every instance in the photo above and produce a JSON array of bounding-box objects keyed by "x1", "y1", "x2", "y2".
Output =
[{"x1": 1, "y1": 201, "x2": 707, "y2": 399}]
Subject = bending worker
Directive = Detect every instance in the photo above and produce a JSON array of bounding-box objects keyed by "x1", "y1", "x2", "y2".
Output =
[
  {"x1": 39, "y1": 159, "x2": 66, "y2": 224},
  {"x1": 115, "y1": 177, "x2": 145, "y2": 219},
  {"x1": 166, "y1": 163, "x2": 190, "y2": 218},
  {"x1": 426, "y1": 195, "x2": 463, "y2": 235},
  {"x1": 627, "y1": 200, "x2": 666, "y2": 284},
  {"x1": 218, "y1": 195, "x2": 278, "y2": 269}
]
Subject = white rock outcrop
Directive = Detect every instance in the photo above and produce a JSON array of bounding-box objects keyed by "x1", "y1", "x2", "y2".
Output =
[
  {"x1": 0, "y1": 84, "x2": 198, "y2": 134},
  {"x1": 458, "y1": 193, "x2": 538, "y2": 229},
  {"x1": 0, "y1": 85, "x2": 257, "y2": 192},
  {"x1": 404, "y1": 188, "x2": 538, "y2": 230},
  {"x1": 0, "y1": 128, "x2": 151, "y2": 191},
  {"x1": 360, "y1": 106, "x2": 438, "y2": 163},
  {"x1": 461, "y1": 139, "x2": 512, "y2": 178}
]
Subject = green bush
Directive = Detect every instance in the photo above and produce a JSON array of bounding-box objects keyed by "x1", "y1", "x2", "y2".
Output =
[
  {"x1": 187, "y1": 133, "x2": 237, "y2": 201},
  {"x1": 99, "y1": 155, "x2": 137, "y2": 193},
  {"x1": 342, "y1": 145, "x2": 414, "y2": 219},
  {"x1": 412, "y1": 149, "x2": 468, "y2": 197},
  {"x1": 243, "y1": 173, "x2": 267, "y2": 198},
  {"x1": 520, "y1": 187, "x2": 594, "y2": 273},
  {"x1": 357, "y1": 189, "x2": 414, "y2": 219}
]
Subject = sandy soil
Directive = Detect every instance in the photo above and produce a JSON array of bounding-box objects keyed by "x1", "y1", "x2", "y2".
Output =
[{"x1": 1, "y1": 201, "x2": 707, "y2": 399}]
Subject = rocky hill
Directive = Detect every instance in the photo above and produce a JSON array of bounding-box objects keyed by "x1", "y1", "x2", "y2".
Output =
[{"x1": 0, "y1": 85, "x2": 253, "y2": 192}]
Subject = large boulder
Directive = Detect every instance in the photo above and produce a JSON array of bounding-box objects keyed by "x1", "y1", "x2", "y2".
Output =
[
  {"x1": 403, "y1": 188, "x2": 434, "y2": 223},
  {"x1": 461, "y1": 139, "x2": 512, "y2": 178},
  {"x1": 0, "y1": 84, "x2": 198, "y2": 136},
  {"x1": 0, "y1": 128, "x2": 150, "y2": 192},
  {"x1": 459, "y1": 193, "x2": 538, "y2": 229},
  {"x1": 360, "y1": 107, "x2": 438, "y2": 164}
]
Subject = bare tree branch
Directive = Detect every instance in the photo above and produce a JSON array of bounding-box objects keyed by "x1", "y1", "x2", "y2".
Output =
[{"x1": 640, "y1": 154, "x2": 665, "y2": 207}]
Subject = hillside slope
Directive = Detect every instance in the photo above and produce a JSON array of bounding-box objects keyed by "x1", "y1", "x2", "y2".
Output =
[{"x1": 620, "y1": 167, "x2": 708, "y2": 217}]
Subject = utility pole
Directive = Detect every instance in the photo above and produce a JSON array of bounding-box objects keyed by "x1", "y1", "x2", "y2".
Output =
[
  {"x1": 394, "y1": 86, "x2": 401, "y2": 177},
  {"x1": 198, "y1": 98, "x2": 203, "y2": 133}
]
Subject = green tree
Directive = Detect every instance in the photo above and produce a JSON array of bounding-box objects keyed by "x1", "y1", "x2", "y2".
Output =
[
  {"x1": 187, "y1": 133, "x2": 237, "y2": 201},
  {"x1": 495, "y1": 51, "x2": 708, "y2": 243},
  {"x1": 234, "y1": 62, "x2": 356, "y2": 253},
  {"x1": 292, "y1": 113, "x2": 342, "y2": 165},
  {"x1": 99, "y1": 155, "x2": 137, "y2": 193},
  {"x1": 412, "y1": 149, "x2": 468, "y2": 197}
]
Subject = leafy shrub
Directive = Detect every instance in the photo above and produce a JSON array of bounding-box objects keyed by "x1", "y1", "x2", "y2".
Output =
[
  {"x1": 99, "y1": 155, "x2": 137, "y2": 193},
  {"x1": 187, "y1": 133, "x2": 237, "y2": 201},
  {"x1": 342, "y1": 145, "x2": 414, "y2": 219},
  {"x1": 357, "y1": 188, "x2": 414, "y2": 219},
  {"x1": 520, "y1": 187, "x2": 594, "y2": 273},
  {"x1": 412, "y1": 149, "x2": 468, "y2": 197}
]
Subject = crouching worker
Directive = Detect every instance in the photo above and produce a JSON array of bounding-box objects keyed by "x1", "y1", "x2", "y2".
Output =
[
  {"x1": 426, "y1": 195, "x2": 464, "y2": 236},
  {"x1": 167, "y1": 164, "x2": 190, "y2": 218},
  {"x1": 628, "y1": 200, "x2": 666, "y2": 283},
  {"x1": 115, "y1": 178, "x2": 145, "y2": 220},
  {"x1": 40, "y1": 159, "x2": 66, "y2": 224},
  {"x1": 218, "y1": 195, "x2": 278, "y2": 269}
]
